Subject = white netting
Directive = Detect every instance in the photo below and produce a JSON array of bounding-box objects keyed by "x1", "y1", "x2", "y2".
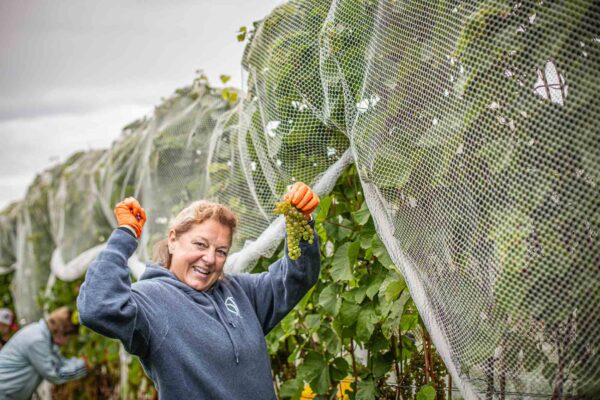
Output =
[
  {"x1": 0, "y1": 0, "x2": 599, "y2": 397},
  {"x1": 49, "y1": 83, "x2": 233, "y2": 278},
  {"x1": 0, "y1": 203, "x2": 18, "y2": 275},
  {"x1": 345, "y1": 1, "x2": 600, "y2": 397}
]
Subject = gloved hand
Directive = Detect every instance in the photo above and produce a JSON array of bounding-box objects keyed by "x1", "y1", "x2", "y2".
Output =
[
  {"x1": 284, "y1": 182, "x2": 320, "y2": 219},
  {"x1": 114, "y1": 197, "x2": 147, "y2": 238}
]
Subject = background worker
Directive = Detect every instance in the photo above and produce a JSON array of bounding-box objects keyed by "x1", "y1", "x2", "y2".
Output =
[{"x1": 0, "y1": 306, "x2": 89, "y2": 399}]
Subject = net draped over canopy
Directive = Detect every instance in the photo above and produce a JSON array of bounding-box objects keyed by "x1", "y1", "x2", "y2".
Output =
[{"x1": 1, "y1": 0, "x2": 598, "y2": 398}]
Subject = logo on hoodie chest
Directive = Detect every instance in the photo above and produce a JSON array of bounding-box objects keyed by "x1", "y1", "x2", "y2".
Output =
[{"x1": 224, "y1": 296, "x2": 240, "y2": 317}]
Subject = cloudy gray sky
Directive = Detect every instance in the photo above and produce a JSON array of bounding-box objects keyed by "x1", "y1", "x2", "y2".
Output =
[{"x1": 0, "y1": 0, "x2": 281, "y2": 209}]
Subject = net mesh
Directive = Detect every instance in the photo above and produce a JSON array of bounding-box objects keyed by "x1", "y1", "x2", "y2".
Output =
[{"x1": 0, "y1": 0, "x2": 599, "y2": 397}]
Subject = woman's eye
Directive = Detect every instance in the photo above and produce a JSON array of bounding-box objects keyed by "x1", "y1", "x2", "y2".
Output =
[
  {"x1": 194, "y1": 242, "x2": 207, "y2": 248},
  {"x1": 218, "y1": 250, "x2": 228, "y2": 257}
]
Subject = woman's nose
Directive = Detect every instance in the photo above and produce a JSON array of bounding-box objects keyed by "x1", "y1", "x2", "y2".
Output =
[{"x1": 203, "y1": 248, "x2": 216, "y2": 264}]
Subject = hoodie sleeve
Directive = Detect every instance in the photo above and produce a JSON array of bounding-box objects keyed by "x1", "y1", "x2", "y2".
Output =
[
  {"x1": 28, "y1": 341, "x2": 87, "y2": 384},
  {"x1": 77, "y1": 229, "x2": 151, "y2": 357},
  {"x1": 233, "y1": 222, "x2": 321, "y2": 334}
]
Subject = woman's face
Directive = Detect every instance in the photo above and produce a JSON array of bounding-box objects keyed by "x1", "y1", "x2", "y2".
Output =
[{"x1": 168, "y1": 219, "x2": 232, "y2": 291}]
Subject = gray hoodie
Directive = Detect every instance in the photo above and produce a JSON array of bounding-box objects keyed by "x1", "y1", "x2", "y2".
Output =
[
  {"x1": 77, "y1": 226, "x2": 320, "y2": 399},
  {"x1": 0, "y1": 320, "x2": 87, "y2": 400}
]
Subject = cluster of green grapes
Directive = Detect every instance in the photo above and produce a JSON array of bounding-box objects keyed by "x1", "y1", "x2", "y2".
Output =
[{"x1": 274, "y1": 200, "x2": 314, "y2": 260}]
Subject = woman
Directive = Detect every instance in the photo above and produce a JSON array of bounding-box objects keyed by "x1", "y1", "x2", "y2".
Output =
[{"x1": 77, "y1": 182, "x2": 320, "y2": 399}]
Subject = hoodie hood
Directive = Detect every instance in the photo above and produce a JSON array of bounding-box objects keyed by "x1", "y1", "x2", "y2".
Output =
[
  {"x1": 139, "y1": 264, "x2": 204, "y2": 294},
  {"x1": 139, "y1": 263, "x2": 177, "y2": 281}
]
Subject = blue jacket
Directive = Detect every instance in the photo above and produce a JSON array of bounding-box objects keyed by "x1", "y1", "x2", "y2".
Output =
[
  {"x1": 77, "y1": 227, "x2": 320, "y2": 399},
  {"x1": 0, "y1": 320, "x2": 87, "y2": 400}
]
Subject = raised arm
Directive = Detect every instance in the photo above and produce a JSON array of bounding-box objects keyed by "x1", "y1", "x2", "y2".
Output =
[
  {"x1": 234, "y1": 222, "x2": 320, "y2": 333},
  {"x1": 77, "y1": 198, "x2": 150, "y2": 356},
  {"x1": 234, "y1": 182, "x2": 321, "y2": 333}
]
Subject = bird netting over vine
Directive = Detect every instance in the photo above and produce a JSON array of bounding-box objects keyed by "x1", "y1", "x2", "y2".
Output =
[{"x1": 0, "y1": 0, "x2": 599, "y2": 398}]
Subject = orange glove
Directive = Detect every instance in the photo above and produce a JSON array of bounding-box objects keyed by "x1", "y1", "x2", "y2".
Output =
[
  {"x1": 284, "y1": 182, "x2": 320, "y2": 218},
  {"x1": 114, "y1": 197, "x2": 147, "y2": 238}
]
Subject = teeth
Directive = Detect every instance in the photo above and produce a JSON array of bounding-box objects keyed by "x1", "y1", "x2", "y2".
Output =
[{"x1": 193, "y1": 266, "x2": 209, "y2": 275}]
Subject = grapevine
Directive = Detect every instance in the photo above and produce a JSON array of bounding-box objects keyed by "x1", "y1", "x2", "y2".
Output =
[{"x1": 274, "y1": 200, "x2": 314, "y2": 260}]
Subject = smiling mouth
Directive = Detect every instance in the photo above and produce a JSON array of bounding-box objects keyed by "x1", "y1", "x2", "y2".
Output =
[{"x1": 192, "y1": 266, "x2": 210, "y2": 276}]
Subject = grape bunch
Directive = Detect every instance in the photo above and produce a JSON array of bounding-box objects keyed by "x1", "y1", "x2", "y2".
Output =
[{"x1": 274, "y1": 200, "x2": 314, "y2": 260}]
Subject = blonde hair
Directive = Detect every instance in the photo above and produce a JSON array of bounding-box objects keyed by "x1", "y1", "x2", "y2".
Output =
[
  {"x1": 46, "y1": 306, "x2": 78, "y2": 336},
  {"x1": 153, "y1": 201, "x2": 238, "y2": 268}
]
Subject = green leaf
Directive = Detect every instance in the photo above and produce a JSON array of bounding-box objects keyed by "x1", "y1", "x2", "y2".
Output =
[
  {"x1": 280, "y1": 312, "x2": 296, "y2": 335},
  {"x1": 330, "y1": 357, "x2": 350, "y2": 381},
  {"x1": 416, "y1": 384, "x2": 436, "y2": 400},
  {"x1": 356, "y1": 379, "x2": 377, "y2": 400},
  {"x1": 356, "y1": 304, "x2": 378, "y2": 342},
  {"x1": 352, "y1": 201, "x2": 371, "y2": 225},
  {"x1": 369, "y1": 330, "x2": 390, "y2": 353},
  {"x1": 319, "y1": 325, "x2": 342, "y2": 355},
  {"x1": 310, "y1": 366, "x2": 330, "y2": 395},
  {"x1": 365, "y1": 272, "x2": 386, "y2": 300},
  {"x1": 477, "y1": 137, "x2": 515, "y2": 174},
  {"x1": 371, "y1": 352, "x2": 393, "y2": 378},
  {"x1": 236, "y1": 26, "x2": 248, "y2": 42},
  {"x1": 298, "y1": 286, "x2": 316, "y2": 312},
  {"x1": 339, "y1": 299, "x2": 361, "y2": 326},
  {"x1": 332, "y1": 318, "x2": 344, "y2": 339},
  {"x1": 219, "y1": 74, "x2": 231, "y2": 84},
  {"x1": 490, "y1": 209, "x2": 533, "y2": 314},
  {"x1": 128, "y1": 360, "x2": 142, "y2": 385},
  {"x1": 370, "y1": 132, "x2": 422, "y2": 188},
  {"x1": 305, "y1": 313, "x2": 321, "y2": 331},
  {"x1": 298, "y1": 352, "x2": 330, "y2": 395},
  {"x1": 371, "y1": 238, "x2": 395, "y2": 270},
  {"x1": 382, "y1": 275, "x2": 406, "y2": 302},
  {"x1": 316, "y1": 196, "x2": 332, "y2": 222},
  {"x1": 318, "y1": 284, "x2": 341, "y2": 316},
  {"x1": 453, "y1": 2, "x2": 512, "y2": 58},
  {"x1": 279, "y1": 378, "x2": 304, "y2": 400},
  {"x1": 348, "y1": 240, "x2": 361, "y2": 266},
  {"x1": 382, "y1": 291, "x2": 411, "y2": 338},
  {"x1": 400, "y1": 332, "x2": 418, "y2": 358},
  {"x1": 417, "y1": 115, "x2": 463, "y2": 148},
  {"x1": 359, "y1": 225, "x2": 376, "y2": 249},
  {"x1": 298, "y1": 351, "x2": 327, "y2": 382},
  {"x1": 287, "y1": 345, "x2": 300, "y2": 364},
  {"x1": 351, "y1": 285, "x2": 368, "y2": 304},
  {"x1": 400, "y1": 313, "x2": 419, "y2": 332},
  {"x1": 316, "y1": 223, "x2": 328, "y2": 244},
  {"x1": 331, "y1": 242, "x2": 354, "y2": 281}
]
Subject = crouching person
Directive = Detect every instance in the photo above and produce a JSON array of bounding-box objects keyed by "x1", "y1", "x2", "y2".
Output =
[{"x1": 0, "y1": 307, "x2": 89, "y2": 399}]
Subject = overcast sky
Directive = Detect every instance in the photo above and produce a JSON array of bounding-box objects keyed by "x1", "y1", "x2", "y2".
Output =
[{"x1": 0, "y1": 0, "x2": 282, "y2": 209}]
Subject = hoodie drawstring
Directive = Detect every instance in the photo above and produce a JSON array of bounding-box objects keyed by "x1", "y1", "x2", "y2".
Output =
[{"x1": 204, "y1": 292, "x2": 240, "y2": 364}]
